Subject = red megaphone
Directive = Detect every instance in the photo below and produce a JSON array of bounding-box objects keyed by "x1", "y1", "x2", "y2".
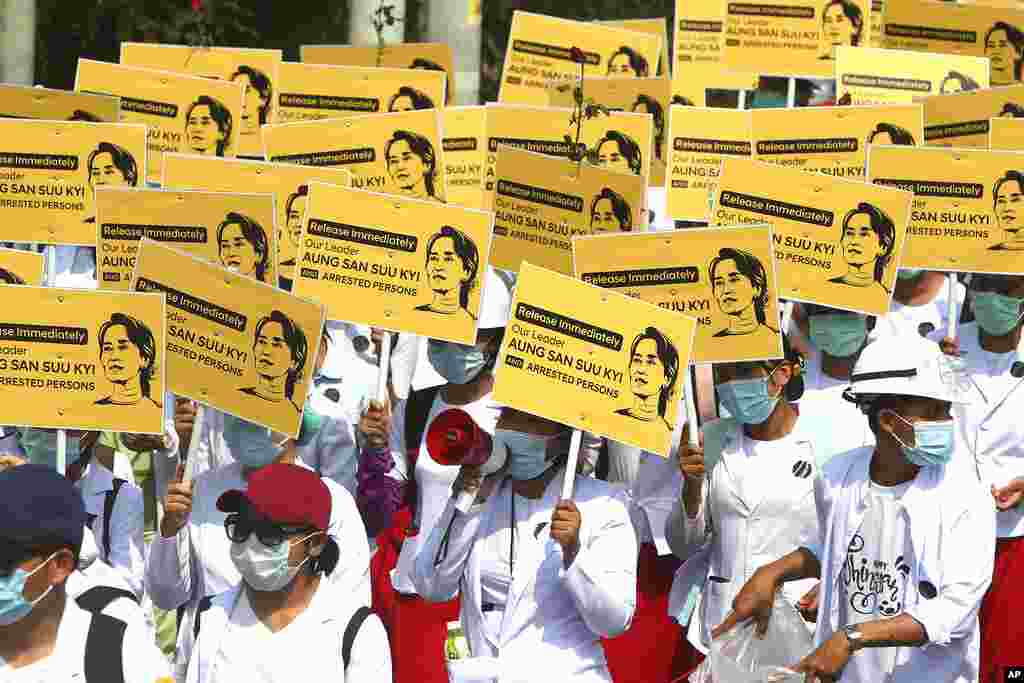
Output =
[{"x1": 426, "y1": 408, "x2": 493, "y2": 467}]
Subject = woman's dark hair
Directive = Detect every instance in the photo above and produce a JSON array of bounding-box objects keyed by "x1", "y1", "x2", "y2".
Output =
[
  {"x1": 987, "y1": 22, "x2": 1024, "y2": 82},
  {"x1": 68, "y1": 110, "x2": 102, "y2": 122},
  {"x1": 1002, "y1": 102, "x2": 1024, "y2": 118},
  {"x1": 629, "y1": 326, "x2": 680, "y2": 419},
  {"x1": 0, "y1": 268, "x2": 25, "y2": 284},
  {"x1": 231, "y1": 65, "x2": 273, "y2": 125},
  {"x1": 87, "y1": 142, "x2": 139, "y2": 186},
  {"x1": 425, "y1": 225, "x2": 479, "y2": 308},
  {"x1": 822, "y1": 0, "x2": 864, "y2": 46},
  {"x1": 217, "y1": 212, "x2": 270, "y2": 281},
  {"x1": 388, "y1": 86, "x2": 435, "y2": 111},
  {"x1": 385, "y1": 130, "x2": 438, "y2": 197},
  {"x1": 940, "y1": 70, "x2": 981, "y2": 93},
  {"x1": 595, "y1": 130, "x2": 642, "y2": 175},
  {"x1": 98, "y1": 313, "x2": 157, "y2": 398},
  {"x1": 632, "y1": 94, "x2": 665, "y2": 158},
  {"x1": 671, "y1": 95, "x2": 695, "y2": 107},
  {"x1": 867, "y1": 122, "x2": 916, "y2": 146},
  {"x1": 254, "y1": 310, "x2": 308, "y2": 401},
  {"x1": 590, "y1": 187, "x2": 633, "y2": 232},
  {"x1": 709, "y1": 247, "x2": 770, "y2": 325},
  {"x1": 186, "y1": 95, "x2": 233, "y2": 156},
  {"x1": 286, "y1": 184, "x2": 309, "y2": 218},
  {"x1": 840, "y1": 202, "x2": 896, "y2": 284},
  {"x1": 607, "y1": 46, "x2": 650, "y2": 77},
  {"x1": 409, "y1": 58, "x2": 451, "y2": 104},
  {"x1": 993, "y1": 170, "x2": 1024, "y2": 210}
]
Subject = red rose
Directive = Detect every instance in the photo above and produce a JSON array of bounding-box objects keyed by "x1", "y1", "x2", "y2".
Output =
[{"x1": 192, "y1": 0, "x2": 203, "y2": 11}]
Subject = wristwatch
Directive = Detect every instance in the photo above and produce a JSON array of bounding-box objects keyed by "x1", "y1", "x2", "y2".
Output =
[{"x1": 841, "y1": 624, "x2": 864, "y2": 653}]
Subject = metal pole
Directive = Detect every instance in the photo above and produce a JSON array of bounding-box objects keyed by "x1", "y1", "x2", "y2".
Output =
[
  {"x1": 349, "y1": 0, "x2": 407, "y2": 47},
  {"x1": 425, "y1": 0, "x2": 482, "y2": 104},
  {"x1": 1, "y1": 0, "x2": 35, "y2": 85}
]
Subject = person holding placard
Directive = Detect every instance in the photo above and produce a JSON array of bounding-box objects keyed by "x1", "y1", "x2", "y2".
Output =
[
  {"x1": 665, "y1": 336, "x2": 819, "y2": 662},
  {"x1": 185, "y1": 95, "x2": 233, "y2": 157},
  {"x1": 412, "y1": 406, "x2": 638, "y2": 683},
  {"x1": 934, "y1": 274, "x2": 1024, "y2": 683},
  {"x1": 385, "y1": 130, "x2": 441, "y2": 202}
]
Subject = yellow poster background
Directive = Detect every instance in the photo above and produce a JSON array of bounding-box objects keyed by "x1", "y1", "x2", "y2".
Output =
[
  {"x1": 574, "y1": 225, "x2": 783, "y2": 363},
  {"x1": 119, "y1": 43, "x2": 282, "y2": 158},
  {"x1": 161, "y1": 154, "x2": 352, "y2": 285},
  {"x1": 0, "y1": 248, "x2": 44, "y2": 285},
  {"x1": 132, "y1": 238, "x2": 324, "y2": 436},
  {"x1": 491, "y1": 145, "x2": 647, "y2": 275},
  {"x1": 493, "y1": 262, "x2": 696, "y2": 456},
  {"x1": 96, "y1": 188, "x2": 277, "y2": 291},
  {"x1": 0, "y1": 84, "x2": 121, "y2": 123},
  {"x1": 665, "y1": 106, "x2": 753, "y2": 221},
  {"x1": 0, "y1": 119, "x2": 146, "y2": 245},
  {"x1": 0, "y1": 286, "x2": 165, "y2": 433},
  {"x1": 868, "y1": 144, "x2": 1024, "y2": 273},
  {"x1": 262, "y1": 109, "x2": 449, "y2": 202},
  {"x1": 75, "y1": 59, "x2": 245, "y2": 183},
  {"x1": 712, "y1": 157, "x2": 913, "y2": 315},
  {"x1": 442, "y1": 106, "x2": 487, "y2": 210},
  {"x1": 499, "y1": 11, "x2": 663, "y2": 106},
  {"x1": 294, "y1": 182, "x2": 494, "y2": 345},
  {"x1": 922, "y1": 85, "x2": 1024, "y2": 148},
  {"x1": 835, "y1": 46, "x2": 990, "y2": 105},
  {"x1": 673, "y1": 0, "x2": 758, "y2": 107},
  {"x1": 990, "y1": 117, "x2": 1024, "y2": 150},
  {"x1": 599, "y1": 18, "x2": 671, "y2": 75}
]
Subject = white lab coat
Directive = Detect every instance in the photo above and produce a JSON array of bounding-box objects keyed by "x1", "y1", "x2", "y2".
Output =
[
  {"x1": 796, "y1": 349, "x2": 876, "y2": 468},
  {"x1": 412, "y1": 470, "x2": 637, "y2": 683},
  {"x1": 665, "y1": 417, "x2": 819, "y2": 654},
  {"x1": 145, "y1": 461, "x2": 371, "y2": 682},
  {"x1": 185, "y1": 581, "x2": 391, "y2": 683},
  {"x1": 801, "y1": 446, "x2": 995, "y2": 682},
  {"x1": 870, "y1": 281, "x2": 965, "y2": 342}
]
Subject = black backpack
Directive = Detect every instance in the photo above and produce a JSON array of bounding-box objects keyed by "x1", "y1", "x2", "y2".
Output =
[
  {"x1": 342, "y1": 605, "x2": 375, "y2": 671},
  {"x1": 75, "y1": 585, "x2": 140, "y2": 683}
]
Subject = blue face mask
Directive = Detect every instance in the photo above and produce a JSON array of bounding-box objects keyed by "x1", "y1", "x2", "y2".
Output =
[
  {"x1": 808, "y1": 314, "x2": 868, "y2": 358},
  {"x1": 223, "y1": 414, "x2": 283, "y2": 469},
  {"x1": 17, "y1": 429, "x2": 82, "y2": 469},
  {"x1": 494, "y1": 429, "x2": 566, "y2": 481},
  {"x1": 428, "y1": 340, "x2": 490, "y2": 385},
  {"x1": 972, "y1": 291, "x2": 1024, "y2": 337},
  {"x1": 888, "y1": 412, "x2": 955, "y2": 467},
  {"x1": 0, "y1": 553, "x2": 57, "y2": 626},
  {"x1": 897, "y1": 269, "x2": 924, "y2": 281},
  {"x1": 717, "y1": 375, "x2": 780, "y2": 425}
]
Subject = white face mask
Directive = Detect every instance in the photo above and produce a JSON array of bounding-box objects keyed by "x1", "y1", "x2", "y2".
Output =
[{"x1": 229, "y1": 532, "x2": 320, "y2": 592}]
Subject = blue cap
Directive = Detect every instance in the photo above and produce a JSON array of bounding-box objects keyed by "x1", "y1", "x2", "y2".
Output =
[{"x1": 0, "y1": 465, "x2": 88, "y2": 553}]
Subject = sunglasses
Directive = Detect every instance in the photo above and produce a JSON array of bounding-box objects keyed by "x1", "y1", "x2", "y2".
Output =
[{"x1": 224, "y1": 513, "x2": 310, "y2": 548}]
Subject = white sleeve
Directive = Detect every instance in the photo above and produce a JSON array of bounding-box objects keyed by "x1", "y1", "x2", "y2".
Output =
[
  {"x1": 121, "y1": 605, "x2": 174, "y2": 682},
  {"x1": 604, "y1": 440, "x2": 641, "y2": 486},
  {"x1": 346, "y1": 613, "x2": 393, "y2": 683},
  {"x1": 106, "y1": 482, "x2": 146, "y2": 599},
  {"x1": 664, "y1": 476, "x2": 709, "y2": 560},
  {"x1": 389, "y1": 333, "x2": 420, "y2": 402},
  {"x1": 144, "y1": 475, "x2": 205, "y2": 610},
  {"x1": 326, "y1": 480, "x2": 372, "y2": 607},
  {"x1": 412, "y1": 497, "x2": 484, "y2": 602},
  {"x1": 384, "y1": 398, "x2": 410, "y2": 482},
  {"x1": 151, "y1": 410, "x2": 181, "y2": 508}
]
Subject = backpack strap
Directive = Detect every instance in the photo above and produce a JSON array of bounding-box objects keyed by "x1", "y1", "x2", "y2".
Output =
[
  {"x1": 102, "y1": 478, "x2": 127, "y2": 562},
  {"x1": 83, "y1": 612, "x2": 127, "y2": 683},
  {"x1": 341, "y1": 606, "x2": 374, "y2": 672},
  {"x1": 76, "y1": 585, "x2": 139, "y2": 612},
  {"x1": 403, "y1": 386, "x2": 442, "y2": 459},
  {"x1": 193, "y1": 594, "x2": 215, "y2": 638}
]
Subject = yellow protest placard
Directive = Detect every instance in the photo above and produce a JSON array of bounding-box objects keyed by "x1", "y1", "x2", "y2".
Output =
[
  {"x1": 441, "y1": 106, "x2": 487, "y2": 209},
  {"x1": 0, "y1": 84, "x2": 121, "y2": 123},
  {"x1": 868, "y1": 145, "x2": 1024, "y2": 273},
  {"x1": 0, "y1": 248, "x2": 44, "y2": 285},
  {"x1": 990, "y1": 117, "x2": 1024, "y2": 150},
  {"x1": 0, "y1": 119, "x2": 146, "y2": 245},
  {"x1": 548, "y1": 76, "x2": 671, "y2": 187},
  {"x1": 493, "y1": 262, "x2": 696, "y2": 456},
  {"x1": 499, "y1": 11, "x2": 663, "y2": 106},
  {"x1": 275, "y1": 62, "x2": 445, "y2": 124},
  {"x1": 262, "y1": 109, "x2": 448, "y2": 202},
  {"x1": 665, "y1": 106, "x2": 753, "y2": 221},
  {"x1": 922, "y1": 85, "x2": 1024, "y2": 148},
  {"x1": 0, "y1": 287, "x2": 165, "y2": 433},
  {"x1": 672, "y1": 0, "x2": 758, "y2": 107},
  {"x1": 882, "y1": 0, "x2": 1022, "y2": 86},
  {"x1": 752, "y1": 104, "x2": 923, "y2": 178},
  {"x1": 161, "y1": 154, "x2": 351, "y2": 286},
  {"x1": 75, "y1": 59, "x2": 244, "y2": 184},
  {"x1": 574, "y1": 224, "x2": 783, "y2": 363},
  {"x1": 711, "y1": 157, "x2": 913, "y2": 315},
  {"x1": 482, "y1": 104, "x2": 654, "y2": 208},
  {"x1": 491, "y1": 146, "x2": 647, "y2": 275},
  {"x1": 300, "y1": 43, "x2": 456, "y2": 104},
  {"x1": 721, "y1": 0, "x2": 873, "y2": 78},
  {"x1": 599, "y1": 18, "x2": 671, "y2": 75},
  {"x1": 95, "y1": 188, "x2": 277, "y2": 291},
  {"x1": 119, "y1": 43, "x2": 282, "y2": 158},
  {"x1": 835, "y1": 46, "x2": 990, "y2": 105},
  {"x1": 132, "y1": 238, "x2": 324, "y2": 436},
  {"x1": 294, "y1": 182, "x2": 493, "y2": 344},
  {"x1": 869, "y1": 0, "x2": 885, "y2": 47}
]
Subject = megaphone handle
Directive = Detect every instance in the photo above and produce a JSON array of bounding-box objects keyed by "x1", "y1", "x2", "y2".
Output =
[
  {"x1": 561, "y1": 430, "x2": 583, "y2": 500},
  {"x1": 376, "y1": 332, "x2": 393, "y2": 404}
]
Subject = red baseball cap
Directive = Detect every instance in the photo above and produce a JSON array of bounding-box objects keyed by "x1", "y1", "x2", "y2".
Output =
[{"x1": 217, "y1": 463, "x2": 330, "y2": 531}]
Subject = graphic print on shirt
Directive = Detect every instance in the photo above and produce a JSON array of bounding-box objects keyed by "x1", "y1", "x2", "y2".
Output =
[{"x1": 842, "y1": 532, "x2": 911, "y2": 617}]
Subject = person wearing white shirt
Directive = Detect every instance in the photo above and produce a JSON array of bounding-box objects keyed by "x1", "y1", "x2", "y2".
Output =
[
  {"x1": 413, "y1": 407, "x2": 637, "y2": 683},
  {"x1": 664, "y1": 339, "x2": 820, "y2": 663},
  {"x1": 935, "y1": 273, "x2": 1024, "y2": 683},
  {"x1": 146, "y1": 413, "x2": 371, "y2": 682},
  {"x1": 717, "y1": 335, "x2": 995, "y2": 683},
  {"x1": 185, "y1": 463, "x2": 390, "y2": 683},
  {"x1": 870, "y1": 269, "x2": 965, "y2": 341}
]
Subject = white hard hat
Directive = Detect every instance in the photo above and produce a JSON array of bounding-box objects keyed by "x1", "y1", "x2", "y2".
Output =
[
  {"x1": 477, "y1": 267, "x2": 513, "y2": 330},
  {"x1": 845, "y1": 333, "x2": 974, "y2": 405}
]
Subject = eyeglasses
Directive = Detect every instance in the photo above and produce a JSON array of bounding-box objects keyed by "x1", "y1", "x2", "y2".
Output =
[{"x1": 224, "y1": 513, "x2": 309, "y2": 548}]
